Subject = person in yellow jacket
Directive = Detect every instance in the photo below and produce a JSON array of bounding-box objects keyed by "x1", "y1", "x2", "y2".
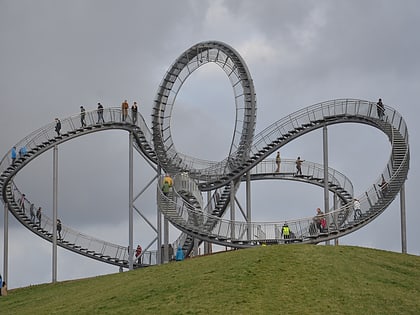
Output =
[
  {"x1": 281, "y1": 223, "x2": 291, "y2": 243},
  {"x1": 163, "y1": 174, "x2": 173, "y2": 187}
]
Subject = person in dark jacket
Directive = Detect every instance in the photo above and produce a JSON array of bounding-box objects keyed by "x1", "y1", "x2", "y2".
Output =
[{"x1": 55, "y1": 118, "x2": 61, "y2": 136}]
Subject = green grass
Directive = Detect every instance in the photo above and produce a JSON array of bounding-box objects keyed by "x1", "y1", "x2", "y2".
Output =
[{"x1": 1, "y1": 245, "x2": 419, "y2": 314}]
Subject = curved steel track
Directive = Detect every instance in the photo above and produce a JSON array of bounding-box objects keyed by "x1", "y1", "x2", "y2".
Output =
[{"x1": 0, "y1": 41, "x2": 409, "y2": 266}]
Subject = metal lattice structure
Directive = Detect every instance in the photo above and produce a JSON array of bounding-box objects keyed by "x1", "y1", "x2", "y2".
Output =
[{"x1": 0, "y1": 41, "x2": 410, "y2": 270}]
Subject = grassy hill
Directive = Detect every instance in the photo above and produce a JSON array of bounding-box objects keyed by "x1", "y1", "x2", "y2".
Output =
[{"x1": 1, "y1": 245, "x2": 419, "y2": 314}]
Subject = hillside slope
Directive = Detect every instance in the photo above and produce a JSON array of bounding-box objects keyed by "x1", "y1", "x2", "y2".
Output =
[{"x1": 1, "y1": 245, "x2": 419, "y2": 314}]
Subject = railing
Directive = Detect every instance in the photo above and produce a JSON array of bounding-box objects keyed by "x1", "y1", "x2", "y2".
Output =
[
  {"x1": 156, "y1": 99, "x2": 409, "y2": 245},
  {"x1": 0, "y1": 107, "x2": 154, "y2": 176},
  {"x1": 0, "y1": 108, "x2": 157, "y2": 266},
  {"x1": 8, "y1": 182, "x2": 129, "y2": 261},
  {"x1": 248, "y1": 158, "x2": 354, "y2": 199}
]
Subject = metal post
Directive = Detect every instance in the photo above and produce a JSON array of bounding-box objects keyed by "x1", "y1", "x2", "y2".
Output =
[
  {"x1": 323, "y1": 125, "x2": 330, "y2": 246},
  {"x1": 3, "y1": 202, "x2": 8, "y2": 285},
  {"x1": 163, "y1": 217, "x2": 169, "y2": 263},
  {"x1": 334, "y1": 193, "x2": 339, "y2": 246},
  {"x1": 52, "y1": 145, "x2": 58, "y2": 283},
  {"x1": 128, "y1": 132, "x2": 134, "y2": 270},
  {"x1": 246, "y1": 172, "x2": 251, "y2": 241},
  {"x1": 230, "y1": 181, "x2": 235, "y2": 241},
  {"x1": 157, "y1": 166, "x2": 162, "y2": 265},
  {"x1": 400, "y1": 183, "x2": 407, "y2": 254},
  {"x1": 204, "y1": 191, "x2": 212, "y2": 255}
]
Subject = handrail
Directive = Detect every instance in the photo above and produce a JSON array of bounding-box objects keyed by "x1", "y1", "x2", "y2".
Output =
[
  {"x1": 155, "y1": 99, "x2": 409, "y2": 246},
  {"x1": 0, "y1": 107, "x2": 158, "y2": 267}
]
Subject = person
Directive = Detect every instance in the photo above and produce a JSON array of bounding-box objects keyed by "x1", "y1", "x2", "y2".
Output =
[
  {"x1": 131, "y1": 102, "x2": 138, "y2": 124},
  {"x1": 281, "y1": 222, "x2": 290, "y2": 244},
  {"x1": 0, "y1": 273, "x2": 2, "y2": 296},
  {"x1": 122, "y1": 100, "x2": 129, "y2": 121},
  {"x1": 11, "y1": 146, "x2": 17, "y2": 164},
  {"x1": 20, "y1": 146, "x2": 27, "y2": 157},
  {"x1": 135, "y1": 244, "x2": 142, "y2": 264},
  {"x1": 313, "y1": 208, "x2": 326, "y2": 232},
  {"x1": 19, "y1": 146, "x2": 27, "y2": 158},
  {"x1": 1, "y1": 281, "x2": 7, "y2": 296},
  {"x1": 97, "y1": 102, "x2": 105, "y2": 123},
  {"x1": 295, "y1": 156, "x2": 304, "y2": 176},
  {"x1": 55, "y1": 118, "x2": 61, "y2": 136},
  {"x1": 275, "y1": 151, "x2": 281, "y2": 173},
  {"x1": 162, "y1": 181, "x2": 170, "y2": 196},
  {"x1": 30, "y1": 203, "x2": 35, "y2": 223},
  {"x1": 80, "y1": 106, "x2": 86, "y2": 127},
  {"x1": 378, "y1": 174, "x2": 388, "y2": 196},
  {"x1": 19, "y1": 193, "x2": 26, "y2": 211},
  {"x1": 36, "y1": 207, "x2": 42, "y2": 225},
  {"x1": 376, "y1": 98, "x2": 385, "y2": 120},
  {"x1": 353, "y1": 198, "x2": 362, "y2": 220},
  {"x1": 57, "y1": 219, "x2": 62, "y2": 240},
  {"x1": 163, "y1": 174, "x2": 173, "y2": 187},
  {"x1": 175, "y1": 246, "x2": 184, "y2": 261}
]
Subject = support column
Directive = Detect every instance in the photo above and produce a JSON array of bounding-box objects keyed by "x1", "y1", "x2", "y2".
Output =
[
  {"x1": 230, "y1": 181, "x2": 235, "y2": 241},
  {"x1": 157, "y1": 166, "x2": 162, "y2": 265},
  {"x1": 3, "y1": 202, "x2": 8, "y2": 285},
  {"x1": 334, "y1": 193, "x2": 339, "y2": 246},
  {"x1": 204, "y1": 191, "x2": 212, "y2": 255},
  {"x1": 246, "y1": 172, "x2": 251, "y2": 241},
  {"x1": 323, "y1": 125, "x2": 330, "y2": 246},
  {"x1": 400, "y1": 183, "x2": 407, "y2": 254},
  {"x1": 52, "y1": 145, "x2": 58, "y2": 283},
  {"x1": 163, "y1": 217, "x2": 169, "y2": 263},
  {"x1": 128, "y1": 132, "x2": 134, "y2": 270}
]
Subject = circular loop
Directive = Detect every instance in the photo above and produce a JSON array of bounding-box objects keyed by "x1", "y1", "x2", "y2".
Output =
[{"x1": 152, "y1": 41, "x2": 257, "y2": 177}]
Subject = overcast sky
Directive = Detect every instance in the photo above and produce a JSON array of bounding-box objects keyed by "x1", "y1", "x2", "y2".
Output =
[{"x1": 1, "y1": 0, "x2": 419, "y2": 289}]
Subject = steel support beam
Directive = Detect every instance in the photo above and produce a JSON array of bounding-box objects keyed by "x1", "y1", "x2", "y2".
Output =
[
  {"x1": 52, "y1": 145, "x2": 58, "y2": 283},
  {"x1": 400, "y1": 183, "x2": 407, "y2": 254},
  {"x1": 246, "y1": 172, "x2": 251, "y2": 241},
  {"x1": 128, "y1": 132, "x2": 134, "y2": 270},
  {"x1": 230, "y1": 181, "x2": 235, "y2": 241},
  {"x1": 163, "y1": 217, "x2": 169, "y2": 263},
  {"x1": 334, "y1": 193, "x2": 339, "y2": 246},
  {"x1": 156, "y1": 166, "x2": 162, "y2": 264},
  {"x1": 3, "y1": 202, "x2": 8, "y2": 285},
  {"x1": 323, "y1": 125, "x2": 330, "y2": 246}
]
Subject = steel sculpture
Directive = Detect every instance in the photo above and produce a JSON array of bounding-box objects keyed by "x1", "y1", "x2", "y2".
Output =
[{"x1": 0, "y1": 42, "x2": 409, "y2": 278}]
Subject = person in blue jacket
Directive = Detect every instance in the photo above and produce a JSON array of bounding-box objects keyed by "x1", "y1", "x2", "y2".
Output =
[
  {"x1": 11, "y1": 146, "x2": 17, "y2": 164},
  {"x1": 175, "y1": 246, "x2": 184, "y2": 261}
]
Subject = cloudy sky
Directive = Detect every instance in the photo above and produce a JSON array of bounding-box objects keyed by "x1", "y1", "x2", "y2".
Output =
[{"x1": 1, "y1": 0, "x2": 419, "y2": 289}]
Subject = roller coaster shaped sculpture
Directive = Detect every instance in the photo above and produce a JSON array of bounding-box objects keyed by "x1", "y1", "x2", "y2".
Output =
[{"x1": 0, "y1": 41, "x2": 410, "y2": 268}]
